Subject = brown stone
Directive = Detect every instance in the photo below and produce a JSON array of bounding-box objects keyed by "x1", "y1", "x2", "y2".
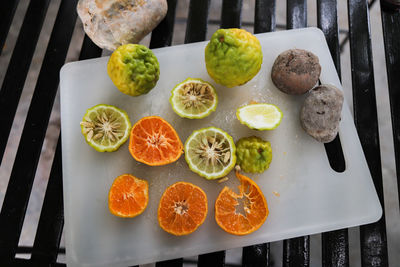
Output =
[{"x1": 271, "y1": 49, "x2": 321, "y2": 95}]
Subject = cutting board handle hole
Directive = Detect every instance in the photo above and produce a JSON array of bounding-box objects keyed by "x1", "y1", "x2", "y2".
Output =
[{"x1": 324, "y1": 135, "x2": 346, "y2": 172}]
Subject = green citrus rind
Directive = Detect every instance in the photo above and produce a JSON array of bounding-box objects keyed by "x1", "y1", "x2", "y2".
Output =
[
  {"x1": 236, "y1": 103, "x2": 283, "y2": 131},
  {"x1": 184, "y1": 127, "x2": 237, "y2": 180},
  {"x1": 236, "y1": 136, "x2": 272, "y2": 173},
  {"x1": 107, "y1": 44, "x2": 160, "y2": 97},
  {"x1": 169, "y1": 78, "x2": 218, "y2": 119},
  {"x1": 205, "y1": 28, "x2": 263, "y2": 88},
  {"x1": 80, "y1": 104, "x2": 131, "y2": 152}
]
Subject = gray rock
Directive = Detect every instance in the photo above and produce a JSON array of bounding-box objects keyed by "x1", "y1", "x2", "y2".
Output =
[
  {"x1": 271, "y1": 49, "x2": 321, "y2": 95},
  {"x1": 300, "y1": 84, "x2": 344, "y2": 143},
  {"x1": 77, "y1": 0, "x2": 167, "y2": 51}
]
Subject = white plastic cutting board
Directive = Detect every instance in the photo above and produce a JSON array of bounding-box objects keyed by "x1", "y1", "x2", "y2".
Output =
[{"x1": 60, "y1": 28, "x2": 381, "y2": 267}]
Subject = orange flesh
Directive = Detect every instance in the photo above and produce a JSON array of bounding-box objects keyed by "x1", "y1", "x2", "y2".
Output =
[
  {"x1": 129, "y1": 116, "x2": 183, "y2": 166},
  {"x1": 108, "y1": 174, "x2": 149, "y2": 218},
  {"x1": 158, "y1": 182, "x2": 208, "y2": 236},
  {"x1": 215, "y1": 171, "x2": 268, "y2": 235}
]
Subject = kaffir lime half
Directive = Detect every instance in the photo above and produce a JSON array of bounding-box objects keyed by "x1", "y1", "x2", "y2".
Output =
[
  {"x1": 170, "y1": 78, "x2": 218, "y2": 119},
  {"x1": 184, "y1": 127, "x2": 236, "y2": 180},
  {"x1": 80, "y1": 104, "x2": 131, "y2": 152},
  {"x1": 107, "y1": 44, "x2": 160, "y2": 96},
  {"x1": 237, "y1": 103, "x2": 283, "y2": 130},
  {"x1": 205, "y1": 28, "x2": 263, "y2": 88}
]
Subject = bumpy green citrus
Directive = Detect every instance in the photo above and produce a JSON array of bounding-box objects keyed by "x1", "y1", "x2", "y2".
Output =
[
  {"x1": 205, "y1": 28, "x2": 263, "y2": 88},
  {"x1": 236, "y1": 136, "x2": 272, "y2": 173},
  {"x1": 107, "y1": 44, "x2": 160, "y2": 96}
]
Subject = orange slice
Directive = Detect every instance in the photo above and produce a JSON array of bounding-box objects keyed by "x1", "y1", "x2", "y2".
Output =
[
  {"x1": 215, "y1": 171, "x2": 268, "y2": 235},
  {"x1": 129, "y1": 116, "x2": 183, "y2": 166},
  {"x1": 108, "y1": 174, "x2": 149, "y2": 218},
  {"x1": 158, "y1": 182, "x2": 208, "y2": 236}
]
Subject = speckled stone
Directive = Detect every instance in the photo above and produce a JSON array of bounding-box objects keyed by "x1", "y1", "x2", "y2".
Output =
[
  {"x1": 77, "y1": 0, "x2": 167, "y2": 51},
  {"x1": 300, "y1": 84, "x2": 344, "y2": 143}
]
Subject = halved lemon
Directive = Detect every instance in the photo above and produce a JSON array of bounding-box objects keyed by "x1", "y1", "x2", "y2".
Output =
[
  {"x1": 80, "y1": 104, "x2": 131, "y2": 152},
  {"x1": 184, "y1": 127, "x2": 236, "y2": 180},
  {"x1": 237, "y1": 103, "x2": 283, "y2": 130},
  {"x1": 170, "y1": 78, "x2": 218, "y2": 119}
]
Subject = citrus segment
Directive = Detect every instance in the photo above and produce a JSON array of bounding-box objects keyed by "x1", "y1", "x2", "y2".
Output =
[
  {"x1": 80, "y1": 104, "x2": 131, "y2": 152},
  {"x1": 108, "y1": 174, "x2": 149, "y2": 218},
  {"x1": 129, "y1": 116, "x2": 183, "y2": 166},
  {"x1": 184, "y1": 127, "x2": 236, "y2": 180},
  {"x1": 215, "y1": 171, "x2": 268, "y2": 235},
  {"x1": 237, "y1": 103, "x2": 283, "y2": 130},
  {"x1": 170, "y1": 78, "x2": 218, "y2": 119},
  {"x1": 158, "y1": 182, "x2": 208, "y2": 236}
]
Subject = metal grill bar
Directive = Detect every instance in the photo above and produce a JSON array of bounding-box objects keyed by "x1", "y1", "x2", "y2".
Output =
[
  {"x1": 185, "y1": 0, "x2": 211, "y2": 43},
  {"x1": 0, "y1": 0, "x2": 51, "y2": 166},
  {"x1": 0, "y1": 0, "x2": 75, "y2": 260},
  {"x1": 381, "y1": 2, "x2": 400, "y2": 211},
  {"x1": 79, "y1": 35, "x2": 102, "y2": 61},
  {"x1": 347, "y1": 0, "x2": 388, "y2": 266},
  {"x1": 242, "y1": 244, "x2": 270, "y2": 267},
  {"x1": 316, "y1": 1, "x2": 349, "y2": 265},
  {"x1": 150, "y1": 0, "x2": 178, "y2": 49},
  {"x1": 287, "y1": 0, "x2": 307, "y2": 29},
  {"x1": 254, "y1": 0, "x2": 276, "y2": 33},
  {"x1": 156, "y1": 258, "x2": 183, "y2": 267},
  {"x1": 30, "y1": 28, "x2": 103, "y2": 265},
  {"x1": 30, "y1": 139, "x2": 64, "y2": 264},
  {"x1": 221, "y1": 0, "x2": 243, "y2": 29},
  {"x1": 0, "y1": 0, "x2": 20, "y2": 56},
  {"x1": 198, "y1": 250, "x2": 226, "y2": 267}
]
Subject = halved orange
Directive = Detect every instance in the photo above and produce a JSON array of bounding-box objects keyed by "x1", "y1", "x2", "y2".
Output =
[
  {"x1": 129, "y1": 116, "x2": 183, "y2": 166},
  {"x1": 108, "y1": 174, "x2": 149, "y2": 218},
  {"x1": 158, "y1": 182, "x2": 208, "y2": 236},
  {"x1": 215, "y1": 171, "x2": 268, "y2": 235}
]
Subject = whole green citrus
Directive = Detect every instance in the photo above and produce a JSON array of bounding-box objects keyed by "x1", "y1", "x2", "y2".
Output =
[
  {"x1": 236, "y1": 136, "x2": 272, "y2": 173},
  {"x1": 107, "y1": 44, "x2": 160, "y2": 96},
  {"x1": 205, "y1": 28, "x2": 263, "y2": 88}
]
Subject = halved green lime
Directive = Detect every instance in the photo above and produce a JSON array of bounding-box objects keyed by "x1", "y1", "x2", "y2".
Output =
[
  {"x1": 237, "y1": 103, "x2": 283, "y2": 130},
  {"x1": 184, "y1": 127, "x2": 236, "y2": 180},
  {"x1": 170, "y1": 78, "x2": 218, "y2": 119},
  {"x1": 80, "y1": 104, "x2": 131, "y2": 152}
]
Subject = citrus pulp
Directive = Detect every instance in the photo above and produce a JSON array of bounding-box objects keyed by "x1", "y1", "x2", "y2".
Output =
[
  {"x1": 129, "y1": 116, "x2": 183, "y2": 166},
  {"x1": 80, "y1": 104, "x2": 131, "y2": 152},
  {"x1": 158, "y1": 182, "x2": 208, "y2": 236}
]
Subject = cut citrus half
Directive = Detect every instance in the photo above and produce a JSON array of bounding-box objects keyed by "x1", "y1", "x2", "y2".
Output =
[
  {"x1": 80, "y1": 104, "x2": 131, "y2": 152},
  {"x1": 108, "y1": 174, "x2": 149, "y2": 218},
  {"x1": 158, "y1": 182, "x2": 208, "y2": 236},
  {"x1": 215, "y1": 171, "x2": 268, "y2": 235},
  {"x1": 169, "y1": 78, "x2": 218, "y2": 119},
  {"x1": 237, "y1": 103, "x2": 283, "y2": 130},
  {"x1": 129, "y1": 116, "x2": 183, "y2": 166},
  {"x1": 184, "y1": 127, "x2": 236, "y2": 180}
]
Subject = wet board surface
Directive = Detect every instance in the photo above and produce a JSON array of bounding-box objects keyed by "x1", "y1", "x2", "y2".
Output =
[{"x1": 60, "y1": 28, "x2": 381, "y2": 267}]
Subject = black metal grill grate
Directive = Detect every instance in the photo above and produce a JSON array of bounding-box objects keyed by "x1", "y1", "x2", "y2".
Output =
[{"x1": 0, "y1": 0, "x2": 398, "y2": 266}]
